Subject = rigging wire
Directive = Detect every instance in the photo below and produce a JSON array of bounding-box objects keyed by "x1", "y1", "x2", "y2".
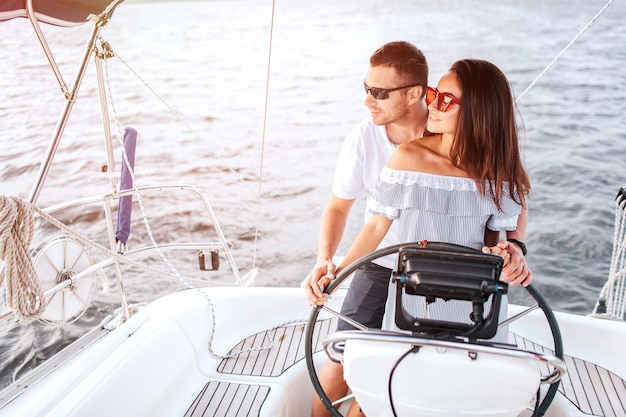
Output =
[
  {"x1": 516, "y1": 0, "x2": 615, "y2": 103},
  {"x1": 253, "y1": 0, "x2": 277, "y2": 270},
  {"x1": 107, "y1": 2, "x2": 281, "y2": 271},
  {"x1": 109, "y1": 51, "x2": 246, "y2": 186}
]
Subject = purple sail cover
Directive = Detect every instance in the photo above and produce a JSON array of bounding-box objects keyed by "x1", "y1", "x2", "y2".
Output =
[{"x1": 115, "y1": 127, "x2": 136, "y2": 245}]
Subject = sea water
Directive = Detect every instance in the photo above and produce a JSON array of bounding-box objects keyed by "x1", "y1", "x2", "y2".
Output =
[{"x1": 0, "y1": 0, "x2": 625, "y2": 389}]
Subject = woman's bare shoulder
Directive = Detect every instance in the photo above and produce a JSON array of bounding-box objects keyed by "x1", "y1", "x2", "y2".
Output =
[
  {"x1": 388, "y1": 136, "x2": 468, "y2": 177},
  {"x1": 387, "y1": 138, "x2": 436, "y2": 171}
]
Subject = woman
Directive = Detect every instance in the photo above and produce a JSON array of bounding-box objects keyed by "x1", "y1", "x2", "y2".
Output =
[{"x1": 312, "y1": 59, "x2": 531, "y2": 417}]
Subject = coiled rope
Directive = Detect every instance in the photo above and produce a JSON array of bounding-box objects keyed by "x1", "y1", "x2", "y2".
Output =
[{"x1": 0, "y1": 195, "x2": 46, "y2": 323}]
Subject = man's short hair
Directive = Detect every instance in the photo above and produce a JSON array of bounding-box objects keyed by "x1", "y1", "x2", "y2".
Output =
[{"x1": 370, "y1": 41, "x2": 428, "y2": 88}]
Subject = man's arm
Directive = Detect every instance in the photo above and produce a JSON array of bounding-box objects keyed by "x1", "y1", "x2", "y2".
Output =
[
  {"x1": 316, "y1": 195, "x2": 355, "y2": 266},
  {"x1": 303, "y1": 194, "x2": 355, "y2": 304},
  {"x1": 306, "y1": 214, "x2": 391, "y2": 307}
]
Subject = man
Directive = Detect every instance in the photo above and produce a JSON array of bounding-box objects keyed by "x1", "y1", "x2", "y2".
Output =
[{"x1": 303, "y1": 41, "x2": 530, "y2": 417}]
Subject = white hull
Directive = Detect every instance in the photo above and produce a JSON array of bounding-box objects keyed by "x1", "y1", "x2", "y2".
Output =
[{"x1": 1, "y1": 286, "x2": 624, "y2": 417}]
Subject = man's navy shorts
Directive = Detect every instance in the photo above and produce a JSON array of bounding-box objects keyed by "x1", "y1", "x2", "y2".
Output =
[{"x1": 337, "y1": 262, "x2": 393, "y2": 331}]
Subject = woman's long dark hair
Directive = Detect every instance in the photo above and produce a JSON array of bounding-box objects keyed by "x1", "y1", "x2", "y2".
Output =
[{"x1": 450, "y1": 59, "x2": 530, "y2": 210}]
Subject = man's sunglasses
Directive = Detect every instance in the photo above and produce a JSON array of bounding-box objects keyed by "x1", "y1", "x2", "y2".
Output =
[
  {"x1": 425, "y1": 86, "x2": 461, "y2": 112},
  {"x1": 363, "y1": 81, "x2": 421, "y2": 100}
]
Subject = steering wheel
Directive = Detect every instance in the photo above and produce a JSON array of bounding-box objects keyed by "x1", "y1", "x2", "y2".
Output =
[{"x1": 304, "y1": 241, "x2": 564, "y2": 417}]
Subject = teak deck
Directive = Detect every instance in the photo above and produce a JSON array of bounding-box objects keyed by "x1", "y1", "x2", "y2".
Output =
[{"x1": 185, "y1": 319, "x2": 625, "y2": 417}]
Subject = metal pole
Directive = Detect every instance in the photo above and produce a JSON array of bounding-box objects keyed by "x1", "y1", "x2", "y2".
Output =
[{"x1": 27, "y1": 19, "x2": 105, "y2": 204}]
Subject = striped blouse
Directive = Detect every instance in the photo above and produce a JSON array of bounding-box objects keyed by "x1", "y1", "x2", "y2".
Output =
[
  {"x1": 373, "y1": 168, "x2": 520, "y2": 341},
  {"x1": 368, "y1": 168, "x2": 521, "y2": 250}
]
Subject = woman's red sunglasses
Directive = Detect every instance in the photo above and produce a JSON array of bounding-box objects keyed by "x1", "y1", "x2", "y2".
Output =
[{"x1": 426, "y1": 86, "x2": 461, "y2": 112}]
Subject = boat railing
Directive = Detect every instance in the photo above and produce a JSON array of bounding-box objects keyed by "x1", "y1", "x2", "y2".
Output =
[
  {"x1": 1, "y1": 0, "x2": 265, "y2": 325},
  {"x1": 0, "y1": 183, "x2": 256, "y2": 323}
]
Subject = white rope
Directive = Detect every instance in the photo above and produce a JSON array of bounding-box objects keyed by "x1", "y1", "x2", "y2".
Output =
[
  {"x1": 608, "y1": 197, "x2": 626, "y2": 318},
  {"x1": 595, "y1": 195, "x2": 626, "y2": 320},
  {"x1": 0, "y1": 195, "x2": 46, "y2": 323}
]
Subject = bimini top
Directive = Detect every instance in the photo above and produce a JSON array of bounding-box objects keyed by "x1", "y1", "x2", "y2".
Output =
[{"x1": 0, "y1": 0, "x2": 123, "y2": 27}]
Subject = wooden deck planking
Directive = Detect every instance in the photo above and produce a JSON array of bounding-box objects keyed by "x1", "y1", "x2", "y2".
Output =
[
  {"x1": 190, "y1": 319, "x2": 625, "y2": 417},
  {"x1": 186, "y1": 318, "x2": 337, "y2": 417},
  {"x1": 266, "y1": 325, "x2": 293, "y2": 376},
  {"x1": 513, "y1": 333, "x2": 626, "y2": 417},
  {"x1": 283, "y1": 322, "x2": 305, "y2": 373},
  {"x1": 586, "y1": 360, "x2": 612, "y2": 416},
  {"x1": 217, "y1": 318, "x2": 336, "y2": 377},
  {"x1": 579, "y1": 356, "x2": 604, "y2": 415},
  {"x1": 247, "y1": 331, "x2": 270, "y2": 375},
  {"x1": 184, "y1": 381, "x2": 270, "y2": 417},
  {"x1": 579, "y1": 357, "x2": 624, "y2": 417},
  {"x1": 610, "y1": 373, "x2": 626, "y2": 415},
  {"x1": 560, "y1": 355, "x2": 582, "y2": 411}
]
